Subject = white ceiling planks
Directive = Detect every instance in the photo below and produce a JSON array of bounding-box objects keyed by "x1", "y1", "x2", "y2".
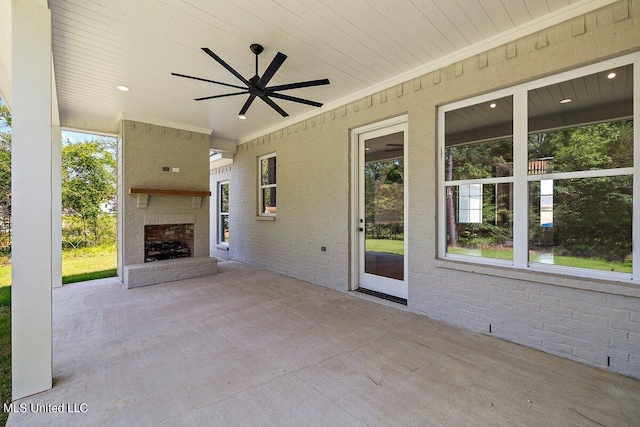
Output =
[
  {"x1": 546, "y1": 0, "x2": 575, "y2": 12},
  {"x1": 323, "y1": 0, "x2": 439, "y2": 68},
  {"x1": 449, "y1": 0, "x2": 501, "y2": 40},
  {"x1": 48, "y1": 0, "x2": 615, "y2": 141},
  {"x1": 401, "y1": 0, "x2": 475, "y2": 50}
]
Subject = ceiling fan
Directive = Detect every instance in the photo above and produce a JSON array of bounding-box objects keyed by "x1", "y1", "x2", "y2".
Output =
[
  {"x1": 385, "y1": 143, "x2": 403, "y2": 152},
  {"x1": 172, "y1": 44, "x2": 330, "y2": 119}
]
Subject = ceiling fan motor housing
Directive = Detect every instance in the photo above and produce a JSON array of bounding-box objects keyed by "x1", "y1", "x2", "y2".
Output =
[{"x1": 250, "y1": 44, "x2": 264, "y2": 55}]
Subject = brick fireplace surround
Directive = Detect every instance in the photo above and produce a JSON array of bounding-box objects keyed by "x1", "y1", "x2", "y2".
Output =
[{"x1": 118, "y1": 120, "x2": 218, "y2": 288}]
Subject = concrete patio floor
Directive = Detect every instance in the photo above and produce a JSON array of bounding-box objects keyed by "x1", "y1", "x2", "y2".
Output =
[{"x1": 7, "y1": 261, "x2": 640, "y2": 426}]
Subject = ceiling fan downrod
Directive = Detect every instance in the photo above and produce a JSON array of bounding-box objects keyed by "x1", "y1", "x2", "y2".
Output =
[
  {"x1": 249, "y1": 43, "x2": 264, "y2": 87},
  {"x1": 250, "y1": 43, "x2": 264, "y2": 79}
]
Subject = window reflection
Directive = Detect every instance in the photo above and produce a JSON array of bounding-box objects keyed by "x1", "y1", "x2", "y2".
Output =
[
  {"x1": 446, "y1": 183, "x2": 513, "y2": 261},
  {"x1": 444, "y1": 96, "x2": 514, "y2": 260},
  {"x1": 526, "y1": 65, "x2": 634, "y2": 273},
  {"x1": 528, "y1": 176, "x2": 632, "y2": 273}
]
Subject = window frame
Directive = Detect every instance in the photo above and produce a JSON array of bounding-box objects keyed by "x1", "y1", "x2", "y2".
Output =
[
  {"x1": 217, "y1": 180, "x2": 229, "y2": 246},
  {"x1": 258, "y1": 153, "x2": 277, "y2": 217},
  {"x1": 438, "y1": 52, "x2": 640, "y2": 284}
]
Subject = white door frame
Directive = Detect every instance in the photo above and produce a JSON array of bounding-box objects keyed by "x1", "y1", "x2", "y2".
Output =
[{"x1": 350, "y1": 115, "x2": 408, "y2": 298}]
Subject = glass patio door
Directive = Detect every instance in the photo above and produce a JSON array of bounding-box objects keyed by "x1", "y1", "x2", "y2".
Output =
[{"x1": 358, "y1": 122, "x2": 407, "y2": 300}]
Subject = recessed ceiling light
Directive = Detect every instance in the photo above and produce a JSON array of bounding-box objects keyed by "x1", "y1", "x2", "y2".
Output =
[
  {"x1": 117, "y1": 85, "x2": 130, "y2": 91},
  {"x1": 607, "y1": 72, "x2": 617, "y2": 79},
  {"x1": 238, "y1": 114, "x2": 247, "y2": 120},
  {"x1": 560, "y1": 98, "x2": 572, "y2": 104},
  {"x1": 489, "y1": 102, "x2": 497, "y2": 109}
]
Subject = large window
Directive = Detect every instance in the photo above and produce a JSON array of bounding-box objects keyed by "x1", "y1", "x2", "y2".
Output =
[
  {"x1": 218, "y1": 181, "x2": 229, "y2": 245},
  {"x1": 439, "y1": 54, "x2": 638, "y2": 282},
  {"x1": 259, "y1": 153, "x2": 276, "y2": 216},
  {"x1": 443, "y1": 95, "x2": 514, "y2": 261}
]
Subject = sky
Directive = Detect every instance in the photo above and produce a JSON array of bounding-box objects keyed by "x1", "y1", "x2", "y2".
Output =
[
  {"x1": 2, "y1": 95, "x2": 115, "y2": 145},
  {"x1": 62, "y1": 129, "x2": 112, "y2": 143}
]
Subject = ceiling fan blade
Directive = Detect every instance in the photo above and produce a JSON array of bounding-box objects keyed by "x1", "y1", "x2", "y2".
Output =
[
  {"x1": 257, "y1": 52, "x2": 287, "y2": 89},
  {"x1": 267, "y1": 78, "x2": 330, "y2": 92},
  {"x1": 268, "y1": 92, "x2": 323, "y2": 108},
  {"x1": 194, "y1": 90, "x2": 249, "y2": 101},
  {"x1": 259, "y1": 95, "x2": 289, "y2": 117},
  {"x1": 239, "y1": 95, "x2": 257, "y2": 115},
  {"x1": 202, "y1": 48, "x2": 251, "y2": 87},
  {"x1": 171, "y1": 73, "x2": 247, "y2": 90}
]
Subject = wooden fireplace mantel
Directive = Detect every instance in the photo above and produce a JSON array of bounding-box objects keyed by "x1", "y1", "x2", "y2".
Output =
[
  {"x1": 128, "y1": 188, "x2": 211, "y2": 208},
  {"x1": 128, "y1": 188, "x2": 211, "y2": 197}
]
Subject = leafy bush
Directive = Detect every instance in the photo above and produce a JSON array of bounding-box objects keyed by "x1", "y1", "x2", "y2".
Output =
[{"x1": 62, "y1": 214, "x2": 115, "y2": 249}]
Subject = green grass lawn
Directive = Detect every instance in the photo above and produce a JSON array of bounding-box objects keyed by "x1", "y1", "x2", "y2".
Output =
[
  {"x1": 0, "y1": 245, "x2": 117, "y2": 287},
  {"x1": 0, "y1": 267, "x2": 9, "y2": 290},
  {"x1": 366, "y1": 238, "x2": 404, "y2": 255},
  {"x1": 448, "y1": 246, "x2": 632, "y2": 273},
  {"x1": 0, "y1": 286, "x2": 9, "y2": 427},
  {"x1": 62, "y1": 245, "x2": 117, "y2": 284},
  {"x1": 447, "y1": 246, "x2": 513, "y2": 261},
  {"x1": 549, "y1": 254, "x2": 632, "y2": 273},
  {"x1": 0, "y1": 245, "x2": 116, "y2": 420}
]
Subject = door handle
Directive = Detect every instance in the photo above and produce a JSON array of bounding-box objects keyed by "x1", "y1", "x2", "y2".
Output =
[{"x1": 358, "y1": 227, "x2": 364, "y2": 232}]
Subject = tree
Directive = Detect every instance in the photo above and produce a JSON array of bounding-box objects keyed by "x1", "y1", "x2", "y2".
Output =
[
  {"x1": 445, "y1": 138, "x2": 513, "y2": 248},
  {"x1": 0, "y1": 104, "x2": 117, "y2": 251},
  {"x1": 0, "y1": 104, "x2": 10, "y2": 148},
  {"x1": 364, "y1": 159, "x2": 404, "y2": 239},
  {"x1": 62, "y1": 139, "x2": 116, "y2": 246},
  {"x1": 445, "y1": 148, "x2": 457, "y2": 247},
  {"x1": 0, "y1": 104, "x2": 11, "y2": 253},
  {"x1": 548, "y1": 121, "x2": 633, "y2": 261}
]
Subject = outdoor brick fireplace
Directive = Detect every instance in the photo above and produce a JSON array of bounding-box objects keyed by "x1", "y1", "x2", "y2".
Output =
[
  {"x1": 144, "y1": 223, "x2": 194, "y2": 262},
  {"x1": 118, "y1": 120, "x2": 218, "y2": 289}
]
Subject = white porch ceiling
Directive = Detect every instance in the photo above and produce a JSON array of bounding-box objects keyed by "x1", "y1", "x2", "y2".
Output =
[{"x1": 48, "y1": 0, "x2": 614, "y2": 142}]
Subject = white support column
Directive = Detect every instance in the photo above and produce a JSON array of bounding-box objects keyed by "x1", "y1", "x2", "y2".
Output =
[
  {"x1": 512, "y1": 90, "x2": 529, "y2": 269},
  {"x1": 11, "y1": 0, "x2": 53, "y2": 399},
  {"x1": 52, "y1": 125, "x2": 62, "y2": 288},
  {"x1": 633, "y1": 57, "x2": 640, "y2": 283}
]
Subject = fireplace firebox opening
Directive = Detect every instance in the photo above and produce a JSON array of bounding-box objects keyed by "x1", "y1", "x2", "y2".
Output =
[{"x1": 144, "y1": 224, "x2": 194, "y2": 262}]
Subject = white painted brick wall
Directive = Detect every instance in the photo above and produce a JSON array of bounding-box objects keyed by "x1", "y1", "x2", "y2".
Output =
[
  {"x1": 206, "y1": 2, "x2": 640, "y2": 379},
  {"x1": 222, "y1": 127, "x2": 351, "y2": 291},
  {"x1": 417, "y1": 267, "x2": 640, "y2": 377}
]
